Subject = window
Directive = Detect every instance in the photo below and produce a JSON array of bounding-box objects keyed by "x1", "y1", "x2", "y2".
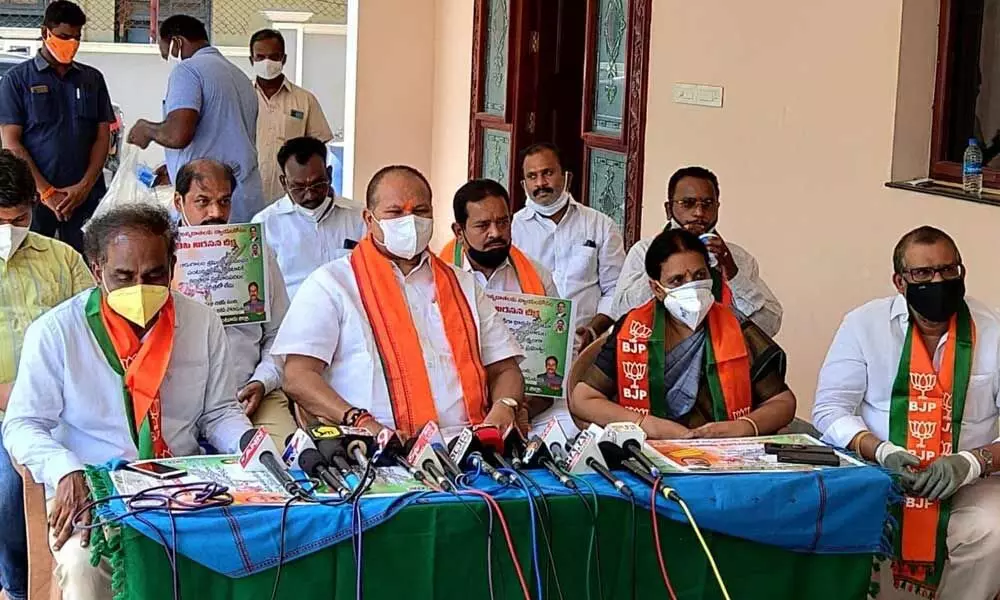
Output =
[
  {"x1": 931, "y1": 0, "x2": 1000, "y2": 187},
  {"x1": 0, "y1": 0, "x2": 45, "y2": 29},
  {"x1": 115, "y1": 0, "x2": 212, "y2": 43}
]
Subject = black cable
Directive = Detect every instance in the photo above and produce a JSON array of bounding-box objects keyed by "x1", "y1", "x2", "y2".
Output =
[
  {"x1": 516, "y1": 470, "x2": 565, "y2": 600},
  {"x1": 73, "y1": 481, "x2": 235, "y2": 600},
  {"x1": 268, "y1": 497, "x2": 296, "y2": 600},
  {"x1": 570, "y1": 484, "x2": 605, "y2": 600}
]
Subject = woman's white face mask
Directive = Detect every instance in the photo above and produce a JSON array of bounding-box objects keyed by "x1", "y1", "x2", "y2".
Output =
[{"x1": 655, "y1": 278, "x2": 715, "y2": 330}]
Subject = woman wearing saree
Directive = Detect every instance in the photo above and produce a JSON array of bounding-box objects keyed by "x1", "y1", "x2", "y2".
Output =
[{"x1": 570, "y1": 229, "x2": 795, "y2": 439}]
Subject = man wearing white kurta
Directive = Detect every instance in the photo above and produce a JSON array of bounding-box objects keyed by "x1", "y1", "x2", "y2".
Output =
[
  {"x1": 252, "y1": 136, "x2": 365, "y2": 299},
  {"x1": 511, "y1": 143, "x2": 625, "y2": 353},
  {"x1": 275, "y1": 165, "x2": 525, "y2": 441},
  {"x1": 173, "y1": 159, "x2": 295, "y2": 448},
  {"x1": 813, "y1": 226, "x2": 1000, "y2": 600},
  {"x1": 442, "y1": 178, "x2": 571, "y2": 434},
  {"x1": 2, "y1": 204, "x2": 250, "y2": 600},
  {"x1": 610, "y1": 166, "x2": 782, "y2": 336}
]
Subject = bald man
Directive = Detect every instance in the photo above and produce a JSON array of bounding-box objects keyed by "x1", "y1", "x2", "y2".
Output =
[
  {"x1": 273, "y1": 165, "x2": 526, "y2": 440},
  {"x1": 173, "y1": 159, "x2": 296, "y2": 447}
]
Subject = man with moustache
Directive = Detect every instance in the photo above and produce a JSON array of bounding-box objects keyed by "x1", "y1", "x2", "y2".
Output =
[
  {"x1": 511, "y1": 143, "x2": 625, "y2": 352},
  {"x1": 274, "y1": 165, "x2": 525, "y2": 440},
  {"x1": 814, "y1": 226, "x2": 1000, "y2": 600},
  {"x1": 173, "y1": 159, "x2": 295, "y2": 447},
  {"x1": 611, "y1": 166, "x2": 782, "y2": 336},
  {"x1": 441, "y1": 178, "x2": 557, "y2": 297}
]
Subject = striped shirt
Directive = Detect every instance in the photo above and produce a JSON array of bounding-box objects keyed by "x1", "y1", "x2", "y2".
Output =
[{"x1": 0, "y1": 232, "x2": 93, "y2": 417}]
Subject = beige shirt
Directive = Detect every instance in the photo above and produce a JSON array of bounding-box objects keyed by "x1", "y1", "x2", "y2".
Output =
[{"x1": 255, "y1": 78, "x2": 334, "y2": 204}]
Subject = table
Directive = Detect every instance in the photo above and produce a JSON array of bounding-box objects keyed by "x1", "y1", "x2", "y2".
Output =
[{"x1": 97, "y1": 492, "x2": 875, "y2": 600}]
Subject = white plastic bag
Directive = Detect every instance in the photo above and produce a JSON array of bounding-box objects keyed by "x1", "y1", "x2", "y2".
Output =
[{"x1": 90, "y1": 144, "x2": 175, "y2": 223}]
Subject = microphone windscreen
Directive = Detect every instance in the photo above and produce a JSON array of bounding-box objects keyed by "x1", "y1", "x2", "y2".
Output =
[
  {"x1": 298, "y1": 448, "x2": 326, "y2": 476},
  {"x1": 239, "y1": 429, "x2": 257, "y2": 451}
]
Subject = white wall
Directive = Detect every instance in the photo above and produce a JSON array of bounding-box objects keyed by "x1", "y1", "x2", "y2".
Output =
[{"x1": 67, "y1": 38, "x2": 346, "y2": 166}]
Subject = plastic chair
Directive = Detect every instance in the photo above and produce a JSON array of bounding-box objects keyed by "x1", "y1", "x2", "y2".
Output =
[{"x1": 15, "y1": 464, "x2": 60, "y2": 600}]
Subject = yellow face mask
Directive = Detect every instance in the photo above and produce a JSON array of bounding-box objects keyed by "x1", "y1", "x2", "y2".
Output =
[{"x1": 104, "y1": 282, "x2": 170, "y2": 327}]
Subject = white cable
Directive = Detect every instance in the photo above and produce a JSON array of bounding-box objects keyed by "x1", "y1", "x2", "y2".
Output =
[{"x1": 675, "y1": 496, "x2": 732, "y2": 600}]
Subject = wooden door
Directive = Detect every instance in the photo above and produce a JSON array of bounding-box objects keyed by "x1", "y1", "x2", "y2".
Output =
[
  {"x1": 468, "y1": 0, "x2": 533, "y2": 195},
  {"x1": 468, "y1": 0, "x2": 652, "y2": 249},
  {"x1": 579, "y1": 0, "x2": 651, "y2": 248}
]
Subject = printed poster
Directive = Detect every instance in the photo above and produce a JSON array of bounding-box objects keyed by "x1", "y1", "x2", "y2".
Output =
[
  {"x1": 109, "y1": 455, "x2": 429, "y2": 505},
  {"x1": 174, "y1": 223, "x2": 270, "y2": 326},
  {"x1": 640, "y1": 433, "x2": 864, "y2": 474},
  {"x1": 487, "y1": 291, "x2": 575, "y2": 398}
]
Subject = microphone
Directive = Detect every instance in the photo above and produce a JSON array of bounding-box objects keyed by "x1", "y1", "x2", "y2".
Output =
[
  {"x1": 620, "y1": 459, "x2": 678, "y2": 501},
  {"x1": 568, "y1": 424, "x2": 633, "y2": 498},
  {"x1": 298, "y1": 447, "x2": 351, "y2": 496},
  {"x1": 239, "y1": 429, "x2": 307, "y2": 498},
  {"x1": 432, "y1": 443, "x2": 464, "y2": 482},
  {"x1": 406, "y1": 422, "x2": 454, "y2": 491},
  {"x1": 447, "y1": 429, "x2": 510, "y2": 485},
  {"x1": 601, "y1": 421, "x2": 660, "y2": 478},
  {"x1": 307, "y1": 424, "x2": 361, "y2": 489},
  {"x1": 282, "y1": 429, "x2": 316, "y2": 469},
  {"x1": 589, "y1": 456, "x2": 633, "y2": 497},
  {"x1": 338, "y1": 425, "x2": 375, "y2": 469},
  {"x1": 468, "y1": 451, "x2": 510, "y2": 485}
]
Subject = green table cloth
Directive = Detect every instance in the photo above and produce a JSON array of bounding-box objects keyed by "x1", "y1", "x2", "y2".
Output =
[{"x1": 102, "y1": 494, "x2": 874, "y2": 600}]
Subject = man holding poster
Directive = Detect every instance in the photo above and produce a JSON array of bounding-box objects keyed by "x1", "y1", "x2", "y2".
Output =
[
  {"x1": 172, "y1": 159, "x2": 296, "y2": 447},
  {"x1": 441, "y1": 179, "x2": 576, "y2": 434}
]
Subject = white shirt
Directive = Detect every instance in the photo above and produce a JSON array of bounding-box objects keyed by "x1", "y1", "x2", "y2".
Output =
[
  {"x1": 1, "y1": 291, "x2": 251, "y2": 496},
  {"x1": 225, "y1": 251, "x2": 290, "y2": 393},
  {"x1": 813, "y1": 295, "x2": 1000, "y2": 450},
  {"x1": 271, "y1": 252, "x2": 523, "y2": 437},
  {"x1": 511, "y1": 197, "x2": 625, "y2": 329},
  {"x1": 252, "y1": 195, "x2": 367, "y2": 299},
  {"x1": 458, "y1": 250, "x2": 559, "y2": 297},
  {"x1": 611, "y1": 234, "x2": 784, "y2": 336}
]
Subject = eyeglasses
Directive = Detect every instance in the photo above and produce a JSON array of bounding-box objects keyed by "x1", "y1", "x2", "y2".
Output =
[
  {"x1": 671, "y1": 198, "x2": 718, "y2": 211},
  {"x1": 901, "y1": 263, "x2": 965, "y2": 283},
  {"x1": 287, "y1": 180, "x2": 330, "y2": 196}
]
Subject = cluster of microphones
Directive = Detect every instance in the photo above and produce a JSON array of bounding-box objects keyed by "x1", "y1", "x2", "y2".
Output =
[{"x1": 238, "y1": 417, "x2": 678, "y2": 501}]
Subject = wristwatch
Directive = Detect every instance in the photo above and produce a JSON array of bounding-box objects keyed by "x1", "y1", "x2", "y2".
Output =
[
  {"x1": 496, "y1": 397, "x2": 519, "y2": 412},
  {"x1": 973, "y1": 447, "x2": 994, "y2": 477}
]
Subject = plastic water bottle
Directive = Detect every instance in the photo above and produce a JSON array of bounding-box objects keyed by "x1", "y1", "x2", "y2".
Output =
[{"x1": 963, "y1": 138, "x2": 983, "y2": 197}]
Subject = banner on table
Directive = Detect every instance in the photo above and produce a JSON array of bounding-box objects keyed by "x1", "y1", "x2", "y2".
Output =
[
  {"x1": 642, "y1": 434, "x2": 864, "y2": 474},
  {"x1": 174, "y1": 223, "x2": 270, "y2": 326},
  {"x1": 486, "y1": 291, "x2": 575, "y2": 399}
]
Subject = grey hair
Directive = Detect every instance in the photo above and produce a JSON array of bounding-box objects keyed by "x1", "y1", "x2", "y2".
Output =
[{"x1": 83, "y1": 204, "x2": 177, "y2": 266}]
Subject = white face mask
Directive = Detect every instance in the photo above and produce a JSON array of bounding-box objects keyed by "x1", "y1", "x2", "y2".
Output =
[
  {"x1": 374, "y1": 214, "x2": 434, "y2": 260},
  {"x1": 253, "y1": 58, "x2": 284, "y2": 81},
  {"x1": 658, "y1": 279, "x2": 715, "y2": 330},
  {"x1": 295, "y1": 196, "x2": 332, "y2": 222},
  {"x1": 0, "y1": 224, "x2": 29, "y2": 261},
  {"x1": 523, "y1": 172, "x2": 573, "y2": 217}
]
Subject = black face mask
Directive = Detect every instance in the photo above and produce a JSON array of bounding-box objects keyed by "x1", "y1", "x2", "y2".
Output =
[
  {"x1": 906, "y1": 278, "x2": 966, "y2": 323},
  {"x1": 466, "y1": 240, "x2": 510, "y2": 270}
]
